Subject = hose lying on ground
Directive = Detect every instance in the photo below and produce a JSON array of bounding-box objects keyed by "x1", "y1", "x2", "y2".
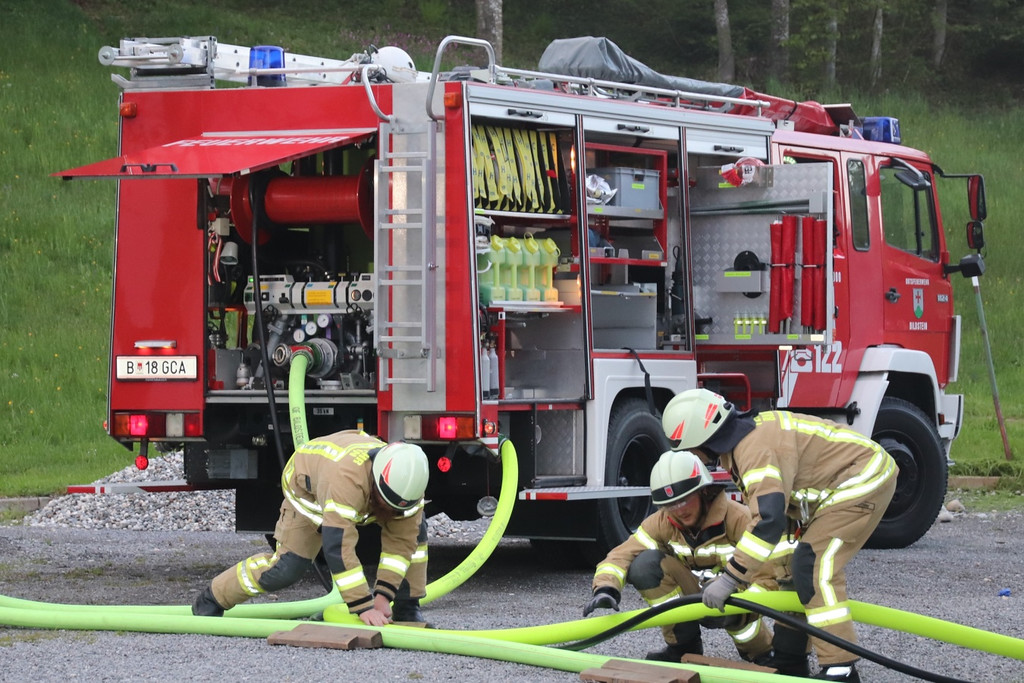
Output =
[
  {"x1": 557, "y1": 592, "x2": 991, "y2": 683},
  {"x1": 0, "y1": 603, "x2": 799, "y2": 683}
]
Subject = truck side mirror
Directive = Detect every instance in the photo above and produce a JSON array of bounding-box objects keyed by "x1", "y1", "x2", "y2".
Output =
[
  {"x1": 967, "y1": 174, "x2": 987, "y2": 221},
  {"x1": 966, "y1": 220, "x2": 985, "y2": 250},
  {"x1": 943, "y1": 252, "x2": 985, "y2": 278}
]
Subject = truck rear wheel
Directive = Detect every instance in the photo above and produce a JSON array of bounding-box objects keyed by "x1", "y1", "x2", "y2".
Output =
[
  {"x1": 587, "y1": 398, "x2": 667, "y2": 564},
  {"x1": 866, "y1": 397, "x2": 947, "y2": 549}
]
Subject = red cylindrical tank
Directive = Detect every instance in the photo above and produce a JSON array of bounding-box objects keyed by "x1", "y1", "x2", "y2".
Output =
[{"x1": 225, "y1": 159, "x2": 373, "y2": 243}]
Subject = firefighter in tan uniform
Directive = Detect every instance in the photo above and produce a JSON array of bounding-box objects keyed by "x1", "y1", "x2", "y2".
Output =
[
  {"x1": 662, "y1": 388, "x2": 898, "y2": 682},
  {"x1": 192, "y1": 430, "x2": 430, "y2": 626},
  {"x1": 583, "y1": 450, "x2": 775, "y2": 665}
]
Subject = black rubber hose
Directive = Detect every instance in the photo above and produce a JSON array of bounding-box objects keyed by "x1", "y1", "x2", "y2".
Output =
[
  {"x1": 248, "y1": 172, "x2": 287, "y2": 472},
  {"x1": 560, "y1": 594, "x2": 969, "y2": 683}
]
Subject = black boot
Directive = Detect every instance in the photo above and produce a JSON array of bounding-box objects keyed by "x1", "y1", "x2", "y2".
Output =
[
  {"x1": 813, "y1": 662, "x2": 861, "y2": 682},
  {"x1": 391, "y1": 598, "x2": 429, "y2": 625},
  {"x1": 646, "y1": 622, "x2": 703, "y2": 662},
  {"x1": 747, "y1": 650, "x2": 775, "y2": 668},
  {"x1": 768, "y1": 623, "x2": 810, "y2": 677},
  {"x1": 645, "y1": 638, "x2": 704, "y2": 662},
  {"x1": 191, "y1": 585, "x2": 225, "y2": 617}
]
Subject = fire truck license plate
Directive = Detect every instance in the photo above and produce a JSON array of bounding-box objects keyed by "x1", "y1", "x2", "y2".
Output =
[{"x1": 116, "y1": 356, "x2": 198, "y2": 380}]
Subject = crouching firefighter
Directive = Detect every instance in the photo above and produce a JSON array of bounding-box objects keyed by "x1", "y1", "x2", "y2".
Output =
[
  {"x1": 583, "y1": 449, "x2": 775, "y2": 665},
  {"x1": 662, "y1": 388, "x2": 898, "y2": 682},
  {"x1": 192, "y1": 429, "x2": 430, "y2": 626}
]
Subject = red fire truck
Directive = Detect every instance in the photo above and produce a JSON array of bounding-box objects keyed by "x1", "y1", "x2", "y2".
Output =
[{"x1": 59, "y1": 35, "x2": 986, "y2": 558}]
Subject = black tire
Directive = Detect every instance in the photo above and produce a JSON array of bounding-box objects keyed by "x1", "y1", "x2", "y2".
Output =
[
  {"x1": 584, "y1": 398, "x2": 668, "y2": 564},
  {"x1": 865, "y1": 397, "x2": 947, "y2": 549}
]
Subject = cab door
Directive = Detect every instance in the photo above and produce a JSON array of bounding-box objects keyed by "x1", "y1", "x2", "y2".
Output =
[{"x1": 873, "y1": 156, "x2": 954, "y2": 385}]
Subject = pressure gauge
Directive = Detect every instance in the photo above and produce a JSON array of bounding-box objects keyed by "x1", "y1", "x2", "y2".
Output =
[
  {"x1": 316, "y1": 313, "x2": 331, "y2": 328},
  {"x1": 292, "y1": 328, "x2": 307, "y2": 343},
  {"x1": 304, "y1": 320, "x2": 318, "y2": 336}
]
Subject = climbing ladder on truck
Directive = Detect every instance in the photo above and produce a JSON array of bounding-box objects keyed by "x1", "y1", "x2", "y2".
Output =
[{"x1": 375, "y1": 121, "x2": 439, "y2": 392}]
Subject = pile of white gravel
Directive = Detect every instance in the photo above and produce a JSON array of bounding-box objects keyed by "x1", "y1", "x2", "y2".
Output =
[{"x1": 22, "y1": 452, "x2": 235, "y2": 532}]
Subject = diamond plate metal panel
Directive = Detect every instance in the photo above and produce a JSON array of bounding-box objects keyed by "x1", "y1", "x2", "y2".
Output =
[{"x1": 535, "y1": 410, "x2": 583, "y2": 476}]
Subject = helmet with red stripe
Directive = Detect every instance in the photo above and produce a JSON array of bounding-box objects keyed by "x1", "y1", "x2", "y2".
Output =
[
  {"x1": 649, "y1": 450, "x2": 714, "y2": 507},
  {"x1": 372, "y1": 442, "x2": 429, "y2": 511},
  {"x1": 662, "y1": 388, "x2": 734, "y2": 451}
]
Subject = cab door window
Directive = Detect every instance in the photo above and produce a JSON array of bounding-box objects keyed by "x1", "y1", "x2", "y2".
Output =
[
  {"x1": 847, "y1": 159, "x2": 870, "y2": 251},
  {"x1": 879, "y1": 163, "x2": 938, "y2": 260}
]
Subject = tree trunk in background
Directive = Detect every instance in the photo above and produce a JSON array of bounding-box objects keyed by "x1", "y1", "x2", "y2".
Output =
[
  {"x1": 769, "y1": 0, "x2": 790, "y2": 83},
  {"x1": 870, "y1": 6, "x2": 883, "y2": 87},
  {"x1": 932, "y1": 0, "x2": 948, "y2": 69},
  {"x1": 475, "y1": 0, "x2": 503, "y2": 63},
  {"x1": 714, "y1": 0, "x2": 735, "y2": 82},
  {"x1": 824, "y1": 0, "x2": 838, "y2": 88}
]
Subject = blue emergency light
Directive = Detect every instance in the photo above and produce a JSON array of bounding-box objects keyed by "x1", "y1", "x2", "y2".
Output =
[
  {"x1": 861, "y1": 116, "x2": 901, "y2": 144},
  {"x1": 249, "y1": 45, "x2": 286, "y2": 87}
]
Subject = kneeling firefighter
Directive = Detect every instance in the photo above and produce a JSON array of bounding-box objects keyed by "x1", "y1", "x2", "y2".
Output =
[
  {"x1": 192, "y1": 429, "x2": 430, "y2": 626},
  {"x1": 662, "y1": 388, "x2": 898, "y2": 682},
  {"x1": 583, "y1": 449, "x2": 775, "y2": 665}
]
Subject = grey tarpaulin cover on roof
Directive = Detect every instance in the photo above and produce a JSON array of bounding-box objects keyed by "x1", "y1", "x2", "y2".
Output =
[{"x1": 538, "y1": 36, "x2": 745, "y2": 100}]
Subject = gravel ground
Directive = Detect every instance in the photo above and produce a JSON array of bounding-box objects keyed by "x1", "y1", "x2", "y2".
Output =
[{"x1": 1, "y1": 455, "x2": 1022, "y2": 682}]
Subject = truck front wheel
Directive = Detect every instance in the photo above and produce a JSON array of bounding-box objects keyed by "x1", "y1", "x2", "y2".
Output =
[
  {"x1": 588, "y1": 398, "x2": 668, "y2": 563},
  {"x1": 866, "y1": 397, "x2": 947, "y2": 549}
]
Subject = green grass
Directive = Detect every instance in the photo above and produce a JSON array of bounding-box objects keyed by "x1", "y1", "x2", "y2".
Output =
[{"x1": 0, "y1": 2, "x2": 1021, "y2": 498}]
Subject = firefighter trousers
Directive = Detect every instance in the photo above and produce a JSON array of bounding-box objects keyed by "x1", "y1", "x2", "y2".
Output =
[
  {"x1": 627, "y1": 549, "x2": 772, "y2": 660},
  {"x1": 210, "y1": 500, "x2": 428, "y2": 611},
  {"x1": 791, "y1": 473, "x2": 897, "y2": 666}
]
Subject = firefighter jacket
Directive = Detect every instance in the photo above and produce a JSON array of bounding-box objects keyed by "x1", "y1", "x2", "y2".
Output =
[
  {"x1": 281, "y1": 429, "x2": 423, "y2": 615},
  {"x1": 592, "y1": 491, "x2": 775, "y2": 596},
  {"x1": 719, "y1": 411, "x2": 897, "y2": 584}
]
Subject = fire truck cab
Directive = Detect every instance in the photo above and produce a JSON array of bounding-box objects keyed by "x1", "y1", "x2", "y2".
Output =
[{"x1": 59, "y1": 35, "x2": 985, "y2": 558}]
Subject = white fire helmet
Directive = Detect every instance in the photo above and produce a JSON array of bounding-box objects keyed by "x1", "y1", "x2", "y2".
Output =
[
  {"x1": 372, "y1": 46, "x2": 418, "y2": 83},
  {"x1": 661, "y1": 388, "x2": 734, "y2": 451},
  {"x1": 649, "y1": 450, "x2": 714, "y2": 507},
  {"x1": 372, "y1": 442, "x2": 429, "y2": 510}
]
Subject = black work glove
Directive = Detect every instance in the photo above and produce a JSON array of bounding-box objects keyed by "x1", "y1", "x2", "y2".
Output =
[{"x1": 583, "y1": 587, "x2": 620, "y2": 617}]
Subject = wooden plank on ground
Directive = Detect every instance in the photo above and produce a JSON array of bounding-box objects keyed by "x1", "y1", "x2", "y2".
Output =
[
  {"x1": 580, "y1": 658, "x2": 700, "y2": 682},
  {"x1": 680, "y1": 653, "x2": 776, "y2": 673},
  {"x1": 267, "y1": 623, "x2": 383, "y2": 650}
]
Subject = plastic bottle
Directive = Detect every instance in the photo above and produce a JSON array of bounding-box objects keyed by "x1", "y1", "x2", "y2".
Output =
[
  {"x1": 538, "y1": 237, "x2": 561, "y2": 302},
  {"x1": 520, "y1": 234, "x2": 541, "y2": 301},
  {"x1": 480, "y1": 341, "x2": 491, "y2": 398},
  {"x1": 488, "y1": 342, "x2": 500, "y2": 399},
  {"x1": 503, "y1": 236, "x2": 524, "y2": 301},
  {"x1": 480, "y1": 235, "x2": 506, "y2": 304}
]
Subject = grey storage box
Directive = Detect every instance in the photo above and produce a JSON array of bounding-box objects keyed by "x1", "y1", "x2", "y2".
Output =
[
  {"x1": 592, "y1": 167, "x2": 661, "y2": 210},
  {"x1": 591, "y1": 285, "x2": 657, "y2": 349}
]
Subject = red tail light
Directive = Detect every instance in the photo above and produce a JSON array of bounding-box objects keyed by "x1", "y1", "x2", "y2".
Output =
[
  {"x1": 437, "y1": 417, "x2": 458, "y2": 439},
  {"x1": 129, "y1": 414, "x2": 154, "y2": 436}
]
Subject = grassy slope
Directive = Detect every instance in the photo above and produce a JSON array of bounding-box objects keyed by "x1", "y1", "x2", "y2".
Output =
[
  {"x1": 0, "y1": 2, "x2": 1020, "y2": 497},
  {"x1": 1, "y1": 2, "x2": 124, "y2": 495}
]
